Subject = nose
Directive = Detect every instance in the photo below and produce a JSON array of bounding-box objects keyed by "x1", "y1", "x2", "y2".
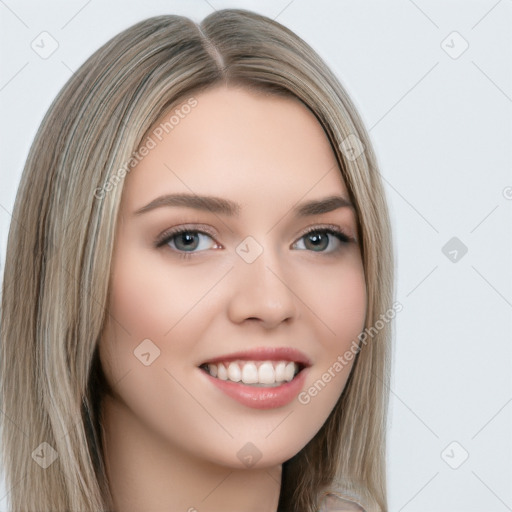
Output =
[{"x1": 226, "y1": 245, "x2": 298, "y2": 329}]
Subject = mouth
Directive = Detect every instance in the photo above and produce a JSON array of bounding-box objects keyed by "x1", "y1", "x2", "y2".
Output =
[
  {"x1": 198, "y1": 349, "x2": 311, "y2": 409},
  {"x1": 199, "y1": 360, "x2": 306, "y2": 387},
  {"x1": 198, "y1": 347, "x2": 311, "y2": 389}
]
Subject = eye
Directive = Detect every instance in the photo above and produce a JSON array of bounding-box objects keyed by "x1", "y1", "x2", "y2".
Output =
[
  {"x1": 292, "y1": 226, "x2": 352, "y2": 253},
  {"x1": 156, "y1": 227, "x2": 219, "y2": 254},
  {"x1": 155, "y1": 224, "x2": 354, "y2": 258}
]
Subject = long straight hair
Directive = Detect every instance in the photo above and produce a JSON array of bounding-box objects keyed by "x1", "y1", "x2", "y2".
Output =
[{"x1": 0, "y1": 9, "x2": 393, "y2": 511}]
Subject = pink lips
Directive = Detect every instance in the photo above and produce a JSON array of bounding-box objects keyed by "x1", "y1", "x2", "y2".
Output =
[
  {"x1": 199, "y1": 346, "x2": 312, "y2": 367},
  {"x1": 198, "y1": 346, "x2": 311, "y2": 410},
  {"x1": 201, "y1": 367, "x2": 309, "y2": 409}
]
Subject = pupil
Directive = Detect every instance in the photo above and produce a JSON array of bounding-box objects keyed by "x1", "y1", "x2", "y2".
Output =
[
  {"x1": 307, "y1": 233, "x2": 328, "y2": 251},
  {"x1": 177, "y1": 232, "x2": 198, "y2": 250}
]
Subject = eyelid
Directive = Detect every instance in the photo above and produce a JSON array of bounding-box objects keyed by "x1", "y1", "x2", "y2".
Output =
[
  {"x1": 154, "y1": 222, "x2": 357, "y2": 251},
  {"x1": 154, "y1": 223, "x2": 220, "y2": 248},
  {"x1": 297, "y1": 223, "x2": 356, "y2": 244}
]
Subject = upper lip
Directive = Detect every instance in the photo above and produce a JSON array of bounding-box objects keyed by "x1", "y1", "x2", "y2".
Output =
[{"x1": 199, "y1": 347, "x2": 312, "y2": 367}]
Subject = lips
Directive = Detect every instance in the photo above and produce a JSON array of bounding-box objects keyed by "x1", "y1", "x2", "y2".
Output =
[
  {"x1": 199, "y1": 346, "x2": 312, "y2": 368},
  {"x1": 198, "y1": 347, "x2": 311, "y2": 409}
]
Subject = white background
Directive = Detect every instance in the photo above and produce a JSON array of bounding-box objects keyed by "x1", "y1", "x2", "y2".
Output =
[{"x1": 1, "y1": 1, "x2": 511, "y2": 511}]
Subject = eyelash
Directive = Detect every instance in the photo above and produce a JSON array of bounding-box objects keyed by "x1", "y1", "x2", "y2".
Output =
[{"x1": 155, "y1": 224, "x2": 354, "y2": 260}]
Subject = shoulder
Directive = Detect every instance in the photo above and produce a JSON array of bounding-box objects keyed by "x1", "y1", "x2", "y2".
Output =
[{"x1": 318, "y1": 491, "x2": 366, "y2": 512}]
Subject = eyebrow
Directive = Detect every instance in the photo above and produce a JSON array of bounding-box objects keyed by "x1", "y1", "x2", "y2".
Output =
[{"x1": 133, "y1": 193, "x2": 354, "y2": 217}]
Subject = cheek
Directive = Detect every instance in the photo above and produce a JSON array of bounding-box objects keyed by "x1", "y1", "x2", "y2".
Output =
[
  {"x1": 329, "y1": 265, "x2": 367, "y2": 336},
  {"x1": 98, "y1": 243, "x2": 229, "y2": 392},
  {"x1": 106, "y1": 246, "x2": 222, "y2": 339},
  {"x1": 303, "y1": 254, "x2": 367, "y2": 342},
  {"x1": 295, "y1": 255, "x2": 366, "y2": 410}
]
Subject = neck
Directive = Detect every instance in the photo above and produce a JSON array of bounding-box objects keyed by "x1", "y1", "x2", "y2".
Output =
[{"x1": 100, "y1": 394, "x2": 282, "y2": 512}]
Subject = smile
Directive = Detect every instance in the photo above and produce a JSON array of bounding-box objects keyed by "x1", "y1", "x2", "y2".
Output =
[
  {"x1": 200, "y1": 360, "x2": 302, "y2": 387},
  {"x1": 198, "y1": 346, "x2": 311, "y2": 409}
]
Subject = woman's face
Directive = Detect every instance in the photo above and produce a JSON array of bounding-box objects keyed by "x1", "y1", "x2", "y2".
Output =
[{"x1": 99, "y1": 84, "x2": 366, "y2": 469}]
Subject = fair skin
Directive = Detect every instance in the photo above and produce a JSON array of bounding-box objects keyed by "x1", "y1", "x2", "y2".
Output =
[{"x1": 99, "y1": 84, "x2": 367, "y2": 512}]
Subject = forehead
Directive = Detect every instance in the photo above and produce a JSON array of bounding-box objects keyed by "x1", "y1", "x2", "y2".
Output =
[{"x1": 122, "y1": 85, "x2": 349, "y2": 211}]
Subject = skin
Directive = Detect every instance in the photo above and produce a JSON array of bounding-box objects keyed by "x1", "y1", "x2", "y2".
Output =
[{"x1": 98, "y1": 84, "x2": 367, "y2": 512}]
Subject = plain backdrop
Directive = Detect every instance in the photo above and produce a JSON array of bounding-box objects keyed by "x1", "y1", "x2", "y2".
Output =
[{"x1": 0, "y1": 1, "x2": 511, "y2": 511}]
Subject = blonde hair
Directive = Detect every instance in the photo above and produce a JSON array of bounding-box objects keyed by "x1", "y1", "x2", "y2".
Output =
[{"x1": 0, "y1": 9, "x2": 394, "y2": 512}]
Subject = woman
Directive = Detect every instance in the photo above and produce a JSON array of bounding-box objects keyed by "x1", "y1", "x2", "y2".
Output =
[{"x1": 0, "y1": 8, "x2": 394, "y2": 512}]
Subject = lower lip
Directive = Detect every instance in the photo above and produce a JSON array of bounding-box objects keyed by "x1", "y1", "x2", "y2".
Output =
[{"x1": 201, "y1": 367, "x2": 309, "y2": 409}]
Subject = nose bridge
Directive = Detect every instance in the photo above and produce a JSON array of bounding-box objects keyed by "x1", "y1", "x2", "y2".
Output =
[{"x1": 227, "y1": 235, "x2": 297, "y2": 326}]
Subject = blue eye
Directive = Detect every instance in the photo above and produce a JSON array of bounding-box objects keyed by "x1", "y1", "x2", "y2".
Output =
[
  {"x1": 157, "y1": 229, "x2": 217, "y2": 253},
  {"x1": 156, "y1": 225, "x2": 353, "y2": 259},
  {"x1": 292, "y1": 228, "x2": 351, "y2": 253}
]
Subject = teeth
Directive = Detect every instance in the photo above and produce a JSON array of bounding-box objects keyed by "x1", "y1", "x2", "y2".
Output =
[
  {"x1": 217, "y1": 363, "x2": 228, "y2": 381},
  {"x1": 227, "y1": 362, "x2": 241, "y2": 382},
  {"x1": 275, "y1": 361, "x2": 286, "y2": 382},
  {"x1": 258, "y1": 362, "x2": 275, "y2": 384},
  {"x1": 204, "y1": 360, "x2": 300, "y2": 386},
  {"x1": 241, "y1": 362, "x2": 258, "y2": 384},
  {"x1": 284, "y1": 362, "x2": 295, "y2": 382}
]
